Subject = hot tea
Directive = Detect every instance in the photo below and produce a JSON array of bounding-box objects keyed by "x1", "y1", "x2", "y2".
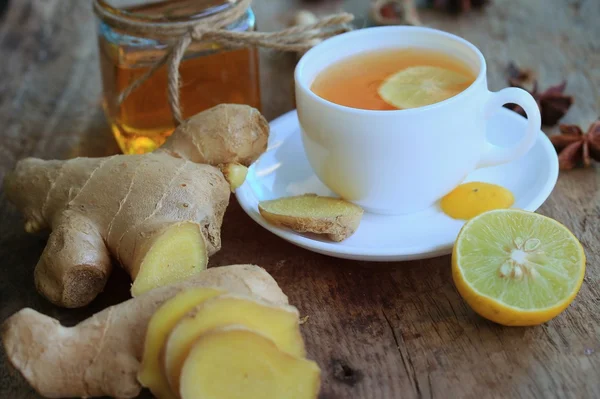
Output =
[{"x1": 310, "y1": 48, "x2": 476, "y2": 110}]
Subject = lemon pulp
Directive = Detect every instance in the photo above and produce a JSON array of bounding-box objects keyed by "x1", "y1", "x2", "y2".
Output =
[
  {"x1": 378, "y1": 66, "x2": 472, "y2": 109},
  {"x1": 441, "y1": 182, "x2": 515, "y2": 220},
  {"x1": 452, "y1": 209, "x2": 585, "y2": 326}
]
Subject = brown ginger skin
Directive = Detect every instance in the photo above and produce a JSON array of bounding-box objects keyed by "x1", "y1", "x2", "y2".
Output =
[
  {"x1": 258, "y1": 194, "x2": 364, "y2": 241},
  {"x1": 4, "y1": 104, "x2": 269, "y2": 308},
  {"x1": 2, "y1": 264, "x2": 288, "y2": 399}
]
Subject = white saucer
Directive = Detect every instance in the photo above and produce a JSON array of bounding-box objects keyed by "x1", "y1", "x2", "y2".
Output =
[{"x1": 236, "y1": 108, "x2": 559, "y2": 261}]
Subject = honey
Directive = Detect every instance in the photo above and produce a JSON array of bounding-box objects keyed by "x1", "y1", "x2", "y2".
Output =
[{"x1": 96, "y1": 0, "x2": 261, "y2": 154}]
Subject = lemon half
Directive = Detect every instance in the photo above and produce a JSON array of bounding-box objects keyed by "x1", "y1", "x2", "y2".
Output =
[
  {"x1": 452, "y1": 209, "x2": 586, "y2": 326},
  {"x1": 378, "y1": 66, "x2": 472, "y2": 109}
]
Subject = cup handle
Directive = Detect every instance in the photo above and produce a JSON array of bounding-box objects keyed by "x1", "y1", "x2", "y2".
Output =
[{"x1": 476, "y1": 87, "x2": 541, "y2": 168}]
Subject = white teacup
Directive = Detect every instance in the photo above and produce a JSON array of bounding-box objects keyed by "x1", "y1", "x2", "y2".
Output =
[{"x1": 294, "y1": 26, "x2": 541, "y2": 215}]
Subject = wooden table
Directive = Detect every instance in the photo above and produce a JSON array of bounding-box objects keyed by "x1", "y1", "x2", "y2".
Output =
[{"x1": 1, "y1": 0, "x2": 598, "y2": 398}]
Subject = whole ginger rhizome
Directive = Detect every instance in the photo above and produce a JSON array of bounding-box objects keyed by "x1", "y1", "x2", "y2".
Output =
[{"x1": 4, "y1": 104, "x2": 269, "y2": 308}]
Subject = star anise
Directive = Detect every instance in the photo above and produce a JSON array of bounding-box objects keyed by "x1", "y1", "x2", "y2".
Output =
[
  {"x1": 550, "y1": 120, "x2": 600, "y2": 170},
  {"x1": 432, "y1": 0, "x2": 489, "y2": 12},
  {"x1": 505, "y1": 63, "x2": 574, "y2": 126},
  {"x1": 506, "y1": 62, "x2": 536, "y2": 89}
]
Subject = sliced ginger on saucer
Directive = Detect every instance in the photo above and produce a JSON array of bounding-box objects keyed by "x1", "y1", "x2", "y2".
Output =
[
  {"x1": 258, "y1": 194, "x2": 364, "y2": 242},
  {"x1": 378, "y1": 65, "x2": 472, "y2": 109}
]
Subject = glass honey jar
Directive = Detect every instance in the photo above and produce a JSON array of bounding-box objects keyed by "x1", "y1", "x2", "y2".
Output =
[{"x1": 95, "y1": 0, "x2": 261, "y2": 154}]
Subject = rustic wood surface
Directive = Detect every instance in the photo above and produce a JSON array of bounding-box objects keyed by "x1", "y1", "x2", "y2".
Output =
[{"x1": 0, "y1": 0, "x2": 598, "y2": 398}]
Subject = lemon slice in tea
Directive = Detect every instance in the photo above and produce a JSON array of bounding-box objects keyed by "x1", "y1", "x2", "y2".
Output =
[
  {"x1": 378, "y1": 66, "x2": 472, "y2": 109},
  {"x1": 452, "y1": 209, "x2": 585, "y2": 326}
]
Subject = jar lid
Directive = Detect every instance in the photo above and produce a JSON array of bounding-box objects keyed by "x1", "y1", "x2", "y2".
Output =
[
  {"x1": 97, "y1": 0, "x2": 249, "y2": 23},
  {"x1": 95, "y1": 0, "x2": 251, "y2": 37}
]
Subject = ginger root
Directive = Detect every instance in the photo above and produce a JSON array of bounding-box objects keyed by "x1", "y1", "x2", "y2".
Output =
[
  {"x1": 259, "y1": 194, "x2": 364, "y2": 241},
  {"x1": 4, "y1": 104, "x2": 269, "y2": 307},
  {"x1": 163, "y1": 294, "x2": 306, "y2": 395},
  {"x1": 1, "y1": 264, "x2": 287, "y2": 399},
  {"x1": 179, "y1": 327, "x2": 321, "y2": 399}
]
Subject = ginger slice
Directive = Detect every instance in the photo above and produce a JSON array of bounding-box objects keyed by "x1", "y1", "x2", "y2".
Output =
[
  {"x1": 179, "y1": 326, "x2": 321, "y2": 399},
  {"x1": 163, "y1": 294, "x2": 305, "y2": 395},
  {"x1": 258, "y1": 194, "x2": 364, "y2": 242},
  {"x1": 131, "y1": 222, "x2": 207, "y2": 296},
  {"x1": 138, "y1": 288, "x2": 224, "y2": 399}
]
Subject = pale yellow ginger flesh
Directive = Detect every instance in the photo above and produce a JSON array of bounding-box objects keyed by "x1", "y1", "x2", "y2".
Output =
[
  {"x1": 3, "y1": 104, "x2": 269, "y2": 307},
  {"x1": 220, "y1": 163, "x2": 249, "y2": 192},
  {"x1": 180, "y1": 327, "x2": 321, "y2": 399},
  {"x1": 164, "y1": 294, "x2": 306, "y2": 395},
  {"x1": 1, "y1": 265, "x2": 288, "y2": 399},
  {"x1": 259, "y1": 194, "x2": 364, "y2": 242},
  {"x1": 138, "y1": 288, "x2": 224, "y2": 399},
  {"x1": 132, "y1": 223, "x2": 208, "y2": 296}
]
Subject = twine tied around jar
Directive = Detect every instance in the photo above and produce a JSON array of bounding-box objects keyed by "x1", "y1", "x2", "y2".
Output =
[{"x1": 93, "y1": 0, "x2": 355, "y2": 125}]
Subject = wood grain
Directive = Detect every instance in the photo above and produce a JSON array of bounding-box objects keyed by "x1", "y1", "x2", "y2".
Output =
[{"x1": 0, "y1": 0, "x2": 598, "y2": 398}]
